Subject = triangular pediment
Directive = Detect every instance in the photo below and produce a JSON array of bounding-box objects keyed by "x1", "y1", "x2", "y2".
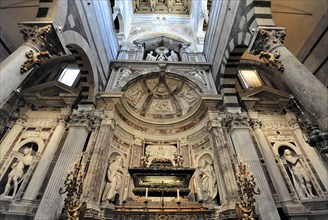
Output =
[
  {"x1": 21, "y1": 81, "x2": 79, "y2": 107},
  {"x1": 240, "y1": 86, "x2": 289, "y2": 110}
]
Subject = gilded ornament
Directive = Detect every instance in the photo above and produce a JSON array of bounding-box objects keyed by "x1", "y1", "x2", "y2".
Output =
[
  {"x1": 259, "y1": 51, "x2": 284, "y2": 72},
  {"x1": 20, "y1": 51, "x2": 51, "y2": 74}
]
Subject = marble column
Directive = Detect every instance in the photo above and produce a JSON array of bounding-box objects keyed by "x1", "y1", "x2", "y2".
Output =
[
  {"x1": 0, "y1": 119, "x2": 24, "y2": 161},
  {"x1": 23, "y1": 118, "x2": 66, "y2": 201},
  {"x1": 83, "y1": 112, "x2": 116, "y2": 214},
  {"x1": 207, "y1": 114, "x2": 238, "y2": 206},
  {"x1": 249, "y1": 116, "x2": 292, "y2": 203},
  {"x1": 227, "y1": 113, "x2": 280, "y2": 220},
  {"x1": 0, "y1": 23, "x2": 64, "y2": 108},
  {"x1": 34, "y1": 109, "x2": 91, "y2": 220},
  {"x1": 250, "y1": 27, "x2": 328, "y2": 131}
]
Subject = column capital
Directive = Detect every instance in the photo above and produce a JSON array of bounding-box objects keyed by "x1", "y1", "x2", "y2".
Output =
[
  {"x1": 207, "y1": 117, "x2": 222, "y2": 131},
  {"x1": 134, "y1": 136, "x2": 144, "y2": 146},
  {"x1": 250, "y1": 119, "x2": 262, "y2": 130},
  {"x1": 100, "y1": 114, "x2": 116, "y2": 129},
  {"x1": 224, "y1": 113, "x2": 249, "y2": 132},
  {"x1": 249, "y1": 27, "x2": 286, "y2": 55},
  {"x1": 178, "y1": 137, "x2": 188, "y2": 146},
  {"x1": 18, "y1": 23, "x2": 65, "y2": 55},
  {"x1": 69, "y1": 109, "x2": 94, "y2": 127}
]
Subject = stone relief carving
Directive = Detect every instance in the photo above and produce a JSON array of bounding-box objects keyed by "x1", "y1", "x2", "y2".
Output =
[
  {"x1": 198, "y1": 159, "x2": 218, "y2": 203},
  {"x1": 125, "y1": 87, "x2": 143, "y2": 106},
  {"x1": 282, "y1": 149, "x2": 316, "y2": 199},
  {"x1": 101, "y1": 156, "x2": 124, "y2": 202},
  {"x1": 152, "y1": 99, "x2": 173, "y2": 112},
  {"x1": 145, "y1": 145, "x2": 177, "y2": 165},
  {"x1": 1, "y1": 147, "x2": 34, "y2": 198},
  {"x1": 178, "y1": 88, "x2": 197, "y2": 104},
  {"x1": 190, "y1": 68, "x2": 206, "y2": 85}
]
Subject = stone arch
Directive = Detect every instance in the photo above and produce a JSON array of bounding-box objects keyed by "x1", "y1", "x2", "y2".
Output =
[
  {"x1": 245, "y1": 0, "x2": 275, "y2": 32},
  {"x1": 61, "y1": 30, "x2": 98, "y2": 104},
  {"x1": 13, "y1": 138, "x2": 45, "y2": 154},
  {"x1": 219, "y1": 39, "x2": 249, "y2": 110},
  {"x1": 272, "y1": 142, "x2": 302, "y2": 157}
]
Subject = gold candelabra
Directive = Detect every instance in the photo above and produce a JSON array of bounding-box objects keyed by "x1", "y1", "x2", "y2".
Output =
[
  {"x1": 59, "y1": 155, "x2": 86, "y2": 220},
  {"x1": 235, "y1": 161, "x2": 260, "y2": 220}
]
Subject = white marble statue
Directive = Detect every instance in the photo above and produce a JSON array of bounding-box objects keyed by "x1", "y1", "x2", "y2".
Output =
[
  {"x1": 284, "y1": 149, "x2": 316, "y2": 199},
  {"x1": 101, "y1": 156, "x2": 124, "y2": 202},
  {"x1": 167, "y1": 50, "x2": 179, "y2": 61},
  {"x1": 146, "y1": 51, "x2": 157, "y2": 61},
  {"x1": 1, "y1": 147, "x2": 34, "y2": 198},
  {"x1": 198, "y1": 159, "x2": 218, "y2": 203}
]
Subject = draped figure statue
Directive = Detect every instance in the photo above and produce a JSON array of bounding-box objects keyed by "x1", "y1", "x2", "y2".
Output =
[
  {"x1": 198, "y1": 159, "x2": 218, "y2": 203},
  {"x1": 101, "y1": 156, "x2": 124, "y2": 202}
]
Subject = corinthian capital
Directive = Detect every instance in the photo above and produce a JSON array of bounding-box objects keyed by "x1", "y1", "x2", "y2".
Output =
[
  {"x1": 19, "y1": 23, "x2": 65, "y2": 55},
  {"x1": 224, "y1": 113, "x2": 249, "y2": 131},
  {"x1": 250, "y1": 119, "x2": 262, "y2": 130},
  {"x1": 249, "y1": 27, "x2": 286, "y2": 55}
]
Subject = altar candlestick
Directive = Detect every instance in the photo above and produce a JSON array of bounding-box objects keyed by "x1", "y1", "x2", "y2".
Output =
[
  {"x1": 177, "y1": 189, "x2": 180, "y2": 201},
  {"x1": 145, "y1": 187, "x2": 148, "y2": 199}
]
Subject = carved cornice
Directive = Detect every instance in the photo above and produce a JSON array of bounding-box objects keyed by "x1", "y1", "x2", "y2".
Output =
[
  {"x1": 19, "y1": 23, "x2": 65, "y2": 56},
  {"x1": 249, "y1": 27, "x2": 286, "y2": 55}
]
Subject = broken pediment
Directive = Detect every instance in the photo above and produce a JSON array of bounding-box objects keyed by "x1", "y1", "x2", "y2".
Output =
[
  {"x1": 240, "y1": 86, "x2": 289, "y2": 110},
  {"x1": 21, "y1": 81, "x2": 79, "y2": 107}
]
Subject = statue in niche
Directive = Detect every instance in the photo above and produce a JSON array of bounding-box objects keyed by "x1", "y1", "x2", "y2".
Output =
[
  {"x1": 283, "y1": 149, "x2": 316, "y2": 199},
  {"x1": 167, "y1": 50, "x2": 179, "y2": 61},
  {"x1": 146, "y1": 51, "x2": 157, "y2": 61},
  {"x1": 1, "y1": 147, "x2": 34, "y2": 198},
  {"x1": 101, "y1": 156, "x2": 124, "y2": 202},
  {"x1": 198, "y1": 159, "x2": 218, "y2": 203}
]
